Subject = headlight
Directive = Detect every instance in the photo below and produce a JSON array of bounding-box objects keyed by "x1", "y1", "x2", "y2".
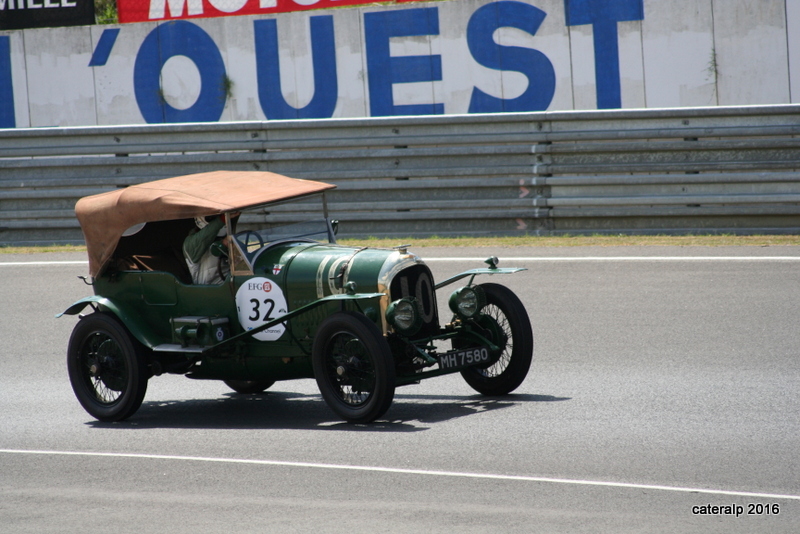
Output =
[
  {"x1": 386, "y1": 298, "x2": 423, "y2": 336},
  {"x1": 448, "y1": 286, "x2": 485, "y2": 319}
]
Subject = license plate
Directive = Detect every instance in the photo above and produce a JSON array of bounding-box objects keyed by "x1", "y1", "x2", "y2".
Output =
[{"x1": 438, "y1": 346, "x2": 491, "y2": 369}]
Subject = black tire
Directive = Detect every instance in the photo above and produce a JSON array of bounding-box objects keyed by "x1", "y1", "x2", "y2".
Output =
[
  {"x1": 312, "y1": 312, "x2": 396, "y2": 423},
  {"x1": 224, "y1": 380, "x2": 275, "y2": 394},
  {"x1": 459, "y1": 283, "x2": 533, "y2": 396},
  {"x1": 67, "y1": 313, "x2": 149, "y2": 422}
]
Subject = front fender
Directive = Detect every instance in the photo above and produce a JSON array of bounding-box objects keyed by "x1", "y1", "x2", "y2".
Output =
[
  {"x1": 434, "y1": 267, "x2": 526, "y2": 290},
  {"x1": 56, "y1": 296, "x2": 160, "y2": 349}
]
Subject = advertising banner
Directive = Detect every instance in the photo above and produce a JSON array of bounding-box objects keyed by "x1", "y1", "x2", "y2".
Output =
[
  {"x1": 0, "y1": 0, "x2": 795, "y2": 129},
  {"x1": 118, "y1": 0, "x2": 426, "y2": 24},
  {"x1": 0, "y1": 0, "x2": 94, "y2": 29}
]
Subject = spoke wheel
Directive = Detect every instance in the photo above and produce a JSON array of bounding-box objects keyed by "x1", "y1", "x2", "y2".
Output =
[
  {"x1": 224, "y1": 380, "x2": 275, "y2": 394},
  {"x1": 67, "y1": 313, "x2": 149, "y2": 422},
  {"x1": 459, "y1": 283, "x2": 533, "y2": 396},
  {"x1": 312, "y1": 312, "x2": 395, "y2": 423}
]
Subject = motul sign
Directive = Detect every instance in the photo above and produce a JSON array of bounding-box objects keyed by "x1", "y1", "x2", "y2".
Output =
[{"x1": 118, "y1": 0, "x2": 422, "y2": 23}]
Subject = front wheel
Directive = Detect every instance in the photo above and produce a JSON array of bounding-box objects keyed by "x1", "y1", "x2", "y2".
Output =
[
  {"x1": 459, "y1": 283, "x2": 533, "y2": 396},
  {"x1": 312, "y1": 312, "x2": 396, "y2": 423},
  {"x1": 67, "y1": 313, "x2": 149, "y2": 422}
]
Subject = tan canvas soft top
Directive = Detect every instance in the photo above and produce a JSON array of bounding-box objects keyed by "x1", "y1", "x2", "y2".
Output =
[{"x1": 75, "y1": 170, "x2": 336, "y2": 277}]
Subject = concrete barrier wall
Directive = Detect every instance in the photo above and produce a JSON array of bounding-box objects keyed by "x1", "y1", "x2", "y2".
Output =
[{"x1": 1, "y1": 0, "x2": 798, "y2": 128}]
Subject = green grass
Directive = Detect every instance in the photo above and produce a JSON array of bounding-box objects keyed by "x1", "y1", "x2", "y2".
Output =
[
  {"x1": 0, "y1": 244, "x2": 87, "y2": 254},
  {"x1": 3, "y1": 234, "x2": 798, "y2": 255}
]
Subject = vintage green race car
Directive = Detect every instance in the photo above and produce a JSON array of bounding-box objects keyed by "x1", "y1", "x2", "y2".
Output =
[{"x1": 59, "y1": 171, "x2": 533, "y2": 423}]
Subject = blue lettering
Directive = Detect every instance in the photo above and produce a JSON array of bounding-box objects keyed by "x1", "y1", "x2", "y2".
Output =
[
  {"x1": 133, "y1": 21, "x2": 226, "y2": 124},
  {"x1": 254, "y1": 16, "x2": 337, "y2": 119},
  {"x1": 364, "y1": 7, "x2": 443, "y2": 117},
  {"x1": 89, "y1": 28, "x2": 120, "y2": 67},
  {"x1": 564, "y1": 0, "x2": 644, "y2": 109},
  {"x1": 0, "y1": 36, "x2": 15, "y2": 128},
  {"x1": 467, "y1": 1, "x2": 555, "y2": 113}
]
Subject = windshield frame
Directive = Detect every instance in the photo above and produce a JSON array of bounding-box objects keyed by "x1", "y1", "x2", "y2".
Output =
[{"x1": 228, "y1": 217, "x2": 337, "y2": 275}]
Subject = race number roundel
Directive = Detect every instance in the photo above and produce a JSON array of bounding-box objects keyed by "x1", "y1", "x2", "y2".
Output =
[{"x1": 235, "y1": 277, "x2": 288, "y2": 341}]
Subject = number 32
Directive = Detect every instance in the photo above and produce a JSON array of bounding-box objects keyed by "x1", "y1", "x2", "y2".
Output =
[{"x1": 249, "y1": 298, "x2": 275, "y2": 322}]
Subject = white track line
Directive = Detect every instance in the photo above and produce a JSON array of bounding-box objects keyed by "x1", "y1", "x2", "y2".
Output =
[
  {"x1": 2, "y1": 449, "x2": 798, "y2": 501},
  {"x1": 0, "y1": 261, "x2": 88, "y2": 266},
  {"x1": 424, "y1": 256, "x2": 800, "y2": 262}
]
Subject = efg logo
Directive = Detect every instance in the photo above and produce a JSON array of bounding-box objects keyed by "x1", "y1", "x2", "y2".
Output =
[{"x1": 247, "y1": 280, "x2": 272, "y2": 292}]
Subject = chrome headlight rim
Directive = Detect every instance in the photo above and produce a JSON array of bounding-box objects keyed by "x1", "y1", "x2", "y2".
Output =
[
  {"x1": 386, "y1": 297, "x2": 423, "y2": 336},
  {"x1": 448, "y1": 285, "x2": 486, "y2": 320}
]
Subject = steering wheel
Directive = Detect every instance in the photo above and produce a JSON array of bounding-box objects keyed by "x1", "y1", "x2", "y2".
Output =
[
  {"x1": 207, "y1": 240, "x2": 230, "y2": 282},
  {"x1": 241, "y1": 231, "x2": 265, "y2": 252}
]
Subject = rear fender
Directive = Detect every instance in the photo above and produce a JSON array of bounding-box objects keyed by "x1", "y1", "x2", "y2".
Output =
[{"x1": 56, "y1": 296, "x2": 159, "y2": 349}]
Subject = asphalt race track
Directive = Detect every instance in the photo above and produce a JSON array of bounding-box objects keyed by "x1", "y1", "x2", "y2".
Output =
[{"x1": 1, "y1": 246, "x2": 799, "y2": 533}]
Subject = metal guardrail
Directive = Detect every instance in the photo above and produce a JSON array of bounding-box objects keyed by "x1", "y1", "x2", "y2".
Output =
[{"x1": 1, "y1": 105, "x2": 798, "y2": 245}]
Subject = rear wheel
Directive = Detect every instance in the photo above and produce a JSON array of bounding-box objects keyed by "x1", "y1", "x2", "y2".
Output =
[
  {"x1": 67, "y1": 313, "x2": 149, "y2": 422},
  {"x1": 312, "y1": 312, "x2": 395, "y2": 423},
  {"x1": 459, "y1": 283, "x2": 533, "y2": 396},
  {"x1": 224, "y1": 380, "x2": 275, "y2": 394}
]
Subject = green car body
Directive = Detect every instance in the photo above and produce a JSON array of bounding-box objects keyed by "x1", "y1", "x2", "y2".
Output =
[{"x1": 61, "y1": 172, "x2": 533, "y2": 423}]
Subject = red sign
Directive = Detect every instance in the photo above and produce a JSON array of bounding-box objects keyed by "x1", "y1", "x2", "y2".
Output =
[{"x1": 118, "y1": 0, "x2": 424, "y2": 24}]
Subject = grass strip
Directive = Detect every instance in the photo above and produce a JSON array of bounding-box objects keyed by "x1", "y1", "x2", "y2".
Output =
[{"x1": 2, "y1": 235, "x2": 799, "y2": 255}]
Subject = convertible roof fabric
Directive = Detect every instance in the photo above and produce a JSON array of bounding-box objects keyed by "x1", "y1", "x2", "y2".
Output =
[{"x1": 76, "y1": 170, "x2": 336, "y2": 277}]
